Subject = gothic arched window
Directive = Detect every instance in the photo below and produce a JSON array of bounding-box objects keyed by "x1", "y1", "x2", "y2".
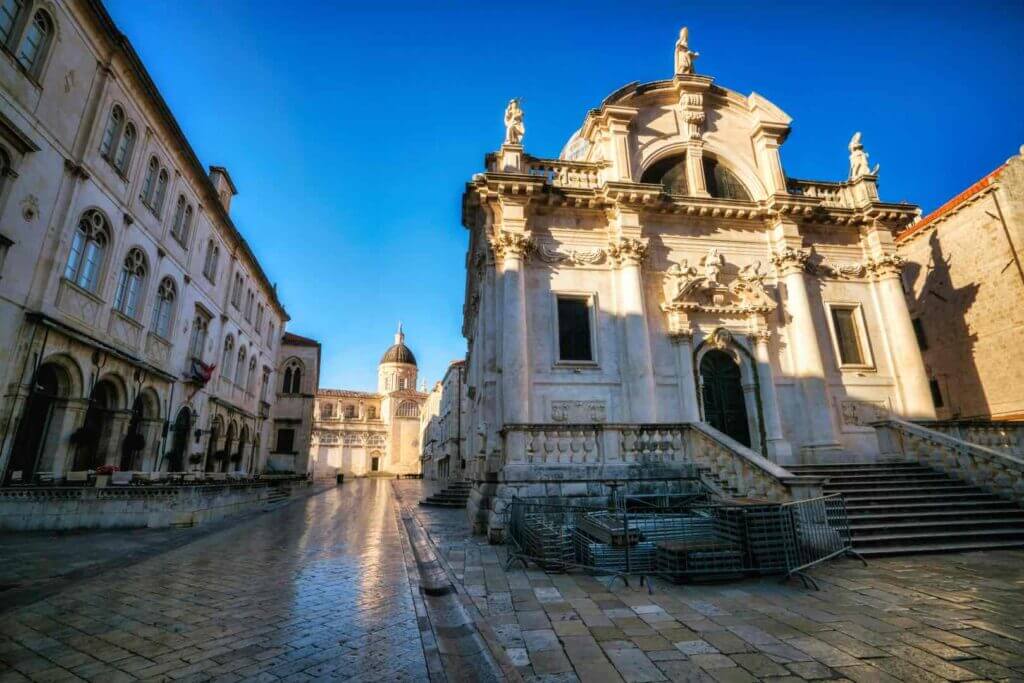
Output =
[
  {"x1": 234, "y1": 345, "x2": 247, "y2": 386},
  {"x1": 17, "y1": 9, "x2": 51, "y2": 75},
  {"x1": 99, "y1": 105, "x2": 124, "y2": 160},
  {"x1": 141, "y1": 156, "x2": 158, "y2": 205},
  {"x1": 245, "y1": 356, "x2": 257, "y2": 394},
  {"x1": 282, "y1": 359, "x2": 303, "y2": 394},
  {"x1": 113, "y1": 248, "x2": 147, "y2": 318},
  {"x1": 151, "y1": 277, "x2": 176, "y2": 338},
  {"x1": 220, "y1": 335, "x2": 235, "y2": 379},
  {"x1": 397, "y1": 401, "x2": 419, "y2": 418},
  {"x1": 114, "y1": 123, "x2": 136, "y2": 174},
  {"x1": 153, "y1": 169, "x2": 169, "y2": 214},
  {"x1": 0, "y1": 0, "x2": 23, "y2": 45},
  {"x1": 64, "y1": 210, "x2": 110, "y2": 292}
]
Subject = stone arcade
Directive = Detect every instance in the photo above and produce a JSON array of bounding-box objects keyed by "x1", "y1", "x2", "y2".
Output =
[{"x1": 460, "y1": 29, "x2": 938, "y2": 539}]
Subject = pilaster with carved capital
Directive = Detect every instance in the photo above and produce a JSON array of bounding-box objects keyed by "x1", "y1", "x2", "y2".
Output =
[
  {"x1": 865, "y1": 254, "x2": 905, "y2": 280},
  {"x1": 770, "y1": 246, "x2": 810, "y2": 277},
  {"x1": 491, "y1": 231, "x2": 534, "y2": 262},
  {"x1": 608, "y1": 237, "x2": 648, "y2": 268}
]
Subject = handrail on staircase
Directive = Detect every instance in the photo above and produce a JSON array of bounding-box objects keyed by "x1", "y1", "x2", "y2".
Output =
[{"x1": 871, "y1": 417, "x2": 1024, "y2": 506}]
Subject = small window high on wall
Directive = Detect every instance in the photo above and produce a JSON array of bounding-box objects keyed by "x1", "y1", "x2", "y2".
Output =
[
  {"x1": 556, "y1": 295, "x2": 594, "y2": 363},
  {"x1": 829, "y1": 305, "x2": 867, "y2": 367}
]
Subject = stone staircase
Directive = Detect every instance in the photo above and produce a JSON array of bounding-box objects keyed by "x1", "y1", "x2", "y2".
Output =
[
  {"x1": 787, "y1": 461, "x2": 1024, "y2": 557},
  {"x1": 419, "y1": 480, "x2": 472, "y2": 508}
]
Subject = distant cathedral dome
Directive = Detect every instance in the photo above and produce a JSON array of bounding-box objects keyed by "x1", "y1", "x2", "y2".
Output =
[{"x1": 380, "y1": 323, "x2": 417, "y2": 366}]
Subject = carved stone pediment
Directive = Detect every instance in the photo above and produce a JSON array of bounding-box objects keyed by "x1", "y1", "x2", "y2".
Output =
[{"x1": 661, "y1": 249, "x2": 776, "y2": 316}]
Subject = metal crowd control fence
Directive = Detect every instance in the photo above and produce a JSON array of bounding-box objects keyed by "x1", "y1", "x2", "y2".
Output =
[{"x1": 506, "y1": 492, "x2": 863, "y2": 590}]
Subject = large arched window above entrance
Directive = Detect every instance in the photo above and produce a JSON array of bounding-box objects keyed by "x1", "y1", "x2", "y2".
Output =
[
  {"x1": 396, "y1": 401, "x2": 419, "y2": 418},
  {"x1": 640, "y1": 154, "x2": 752, "y2": 201}
]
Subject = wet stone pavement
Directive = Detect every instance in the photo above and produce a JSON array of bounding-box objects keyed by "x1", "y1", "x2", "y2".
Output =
[
  {"x1": 0, "y1": 480, "x2": 430, "y2": 682},
  {"x1": 396, "y1": 480, "x2": 1024, "y2": 683}
]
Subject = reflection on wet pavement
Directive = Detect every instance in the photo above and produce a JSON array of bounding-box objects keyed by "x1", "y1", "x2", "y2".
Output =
[{"x1": 0, "y1": 479, "x2": 429, "y2": 682}]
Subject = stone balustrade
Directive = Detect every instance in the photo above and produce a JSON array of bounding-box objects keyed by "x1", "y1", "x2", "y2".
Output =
[
  {"x1": 915, "y1": 420, "x2": 1024, "y2": 458},
  {"x1": 502, "y1": 422, "x2": 819, "y2": 502},
  {"x1": 874, "y1": 417, "x2": 1024, "y2": 505},
  {"x1": 525, "y1": 157, "x2": 603, "y2": 189},
  {"x1": 786, "y1": 179, "x2": 852, "y2": 208}
]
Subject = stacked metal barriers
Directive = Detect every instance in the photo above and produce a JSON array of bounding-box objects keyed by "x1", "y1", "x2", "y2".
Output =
[{"x1": 506, "y1": 492, "x2": 861, "y2": 589}]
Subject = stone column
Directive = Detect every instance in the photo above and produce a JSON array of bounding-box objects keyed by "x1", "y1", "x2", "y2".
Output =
[
  {"x1": 771, "y1": 245, "x2": 839, "y2": 451},
  {"x1": 494, "y1": 231, "x2": 532, "y2": 463},
  {"x1": 749, "y1": 331, "x2": 793, "y2": 463},
  {"x1": 610, "y1": 237, "x2": 657, "y2": 422},
  {"x1": 869, "y1": 255, "x2": 936, "y2": 419},
  {"x1": 669, "y1": 327, "x2": 700, "y2": 422}
]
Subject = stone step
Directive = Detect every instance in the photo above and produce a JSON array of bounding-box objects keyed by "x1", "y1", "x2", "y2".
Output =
[
  {"x1": 841, "y1": 494, "x2": 999, "y2": 507},
  {"x1": 848, "y1": 508, "x2": 1024, "y2": 522},
  {"x1": 849, "y1": 527, "x2": 1024, "y2": 544},
  {"x1": 419, "y1": 500, "x2": 468, "y2": 508},
  {"x1": 850, "y1": 517, "x2": 1024, "y2": 533},
  {"x1": 856, "y1": 539, "x2": 1024, "y2": 557},
  {"x1": 831, "y1": 483, "x2": 978, "y2": 495},
  {"x1": 814, "y1": 473, "x2": 949, "y2": 483},
  {"x1": 824, "y1": 478, "x2": 966, "y2": 489}
]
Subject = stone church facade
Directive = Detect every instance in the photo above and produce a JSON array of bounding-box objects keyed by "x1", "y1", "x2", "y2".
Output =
[
  {"x1": 309, "y1": 326, "x2": 426, "y2": 478},
  {"x1": 897, "y1": 148, "x2": 1024, "y2": 421},
  {"x1": 461, "y1": 29, "x2": 935, "y2": 536}
]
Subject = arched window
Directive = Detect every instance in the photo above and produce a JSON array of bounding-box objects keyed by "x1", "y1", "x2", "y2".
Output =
[
  {"x1": 344, "y1": 404, "x2": 356, "y2": 418},
  {"x1": 141, "y1": 156, "x2": 158, "y2": 204},
  {"x1": 64, "y1": 210, "x2": 109, "y2": 292},
  {"x1": 113, "y1": 248, "x2": 147, "y2": 318},
  {"x1": 397, "y1": 401, "x2": 420, "y2": 418},
  {"x1": 171, "y1": 196, "x2": 186, "y2": 240},
  {"x1": 260, "y1": 368, "x2": 270, "y2": 402},
  {"x1": 153, "y1": 169, "x2": 169, "y2": 213},
  {"x1": 189, "y1": 313, "x2": 209, "y2": 359},
  {"x1": 702, "y1": 158, "x2": 751, "y2": 201},
  {"x1": 203, "y1": 240, "x2": 219, "y2": 281},
  {"x1": 220, "y1": 335, "x2": 234, "y2": 379},
  {"x1": 16, "y1": 9, "x2": 51, "y2": 74},
  {"x1": 0, "y1": 0, "x2": 23, "y2": 45},
  {"x1": 181, "y1": 205, "x2": 193, "y2": 245},
  {"x1": 245, "y1": 356, "x2": 257, "y2": 394},
  {"x1": 321, "y1": 403, "x2": 335, "y2": 419},
  {"x1": 99, "y1": 106, "x2": 124, "y2": 159},
  {"x1": 231, "y1": 273, "x2": 243, "y2": 308},
  {"x1": 151, "y1": 277, "x2": 176, "y2": 338},
  {"x1": 114, "y1": 123, "x2": 136, "y2": 174},
  {"x1": 234, "y1": 345, "x2": 247, "y2": 386},
  {"x1": 640, "y1": 154, "x2": 688, "y2": 195},
  {"x1": 281, "y1": 359, "x2": 303, "y2": 394}
]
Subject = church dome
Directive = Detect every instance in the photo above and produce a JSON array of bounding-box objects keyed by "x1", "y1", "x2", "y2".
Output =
[{"x1": 380, "y1": 324, "x2": 417, "y2": 366}]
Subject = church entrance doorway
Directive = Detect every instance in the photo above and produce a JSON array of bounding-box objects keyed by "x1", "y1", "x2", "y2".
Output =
[
  {"x1": 370, "y1": 455, "x2": 380, "y2": 472},
  {"x1": 699, "y1": 350, "x2": 751, "y2": 447}
]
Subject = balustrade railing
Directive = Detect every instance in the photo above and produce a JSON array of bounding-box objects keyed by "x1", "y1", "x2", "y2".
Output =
[
  {"x1": 786, "y1": 179, "x2": 852, "y2": 208},
  {"x1": 874, "y1": 417, "x2": 1024, "y2": 506},
  {"x1": 915, "y1": 420, "x2": 1024, "y2": 458},
  {"x1": 525, "y1": 157, "x2": 603, "y2": 189},
  {"x1": 503, "y1": 422, "x2": 819, "y2": 502}
]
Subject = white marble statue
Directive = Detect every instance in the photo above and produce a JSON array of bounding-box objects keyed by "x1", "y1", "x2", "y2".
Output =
[
  {"x1": 663, "y1": 260, "x2": 700, "y2": 302},
  {"x1": 848, "y1": 132, "x2": 879, "y2": 179},
  {"x1": 504, "y1": 99, "x2": 524, "y2": 145},
  {"x1": 675, "y1": 27, "x2": 699, "y2": 75},
  {"x1": 702, "y1": 247, "x2": 724, "y2": 285}
]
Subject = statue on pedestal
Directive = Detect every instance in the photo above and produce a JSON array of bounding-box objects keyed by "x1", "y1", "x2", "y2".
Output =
[
  {"x1": 675, "y1": 27, "x2": 699, "y2": 75},
  {"x1": 503, "y1": 98, "x2": 524, "y2": 145},
  {"x1": 848, "y1": 132, "x2": 880, "y2": 179}
]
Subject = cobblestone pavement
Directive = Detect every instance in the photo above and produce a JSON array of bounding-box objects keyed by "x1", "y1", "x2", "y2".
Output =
[
  {"x1": 397, "y1": 480, "x2": 1024, "y2": 683},
  {"x1": 0, "y1": 480, "x2": 430, "y2": 682}
]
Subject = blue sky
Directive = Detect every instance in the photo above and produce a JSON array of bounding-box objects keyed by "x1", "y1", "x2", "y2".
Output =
[{"x1": 104, "y1": 0, "x2": 1024, "y2": 391}]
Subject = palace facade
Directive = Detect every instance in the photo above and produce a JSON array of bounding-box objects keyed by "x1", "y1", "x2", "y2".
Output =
[
  {"x1": 419, "y1": 359, "x2": 468, "y2": 481},
  {"x1": 461, "y1": 28, "x2": 934, "y2": 536},
  {"x1": 309, "y1": 326, "x2": 426, "y2": 477},
  {"x1": 0, "y1": 0, "x2": 313, "y2": 484}
]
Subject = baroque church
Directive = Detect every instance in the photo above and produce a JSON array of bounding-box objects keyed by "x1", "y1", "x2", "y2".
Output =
[
  {"x1": 308, "y1": 326, "x2": 426, "y2": 477},
  {"x1": 460, "y1": 28, "x2": 935, "y2": 538}
]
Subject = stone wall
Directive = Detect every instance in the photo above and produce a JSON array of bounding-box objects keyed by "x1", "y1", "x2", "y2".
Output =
[{"x1": 0, "y1": 480, "x2": 312, "y2": 531}]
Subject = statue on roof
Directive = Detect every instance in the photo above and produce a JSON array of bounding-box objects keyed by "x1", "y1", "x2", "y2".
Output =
[
  {"x1": 504, "y1": 98, "x2": 524, "y2": 145},
  {"x1": 675, "y1": 27, "x2": 699, "y2": 76},
  {"x1": 848, "y1": 132, "x2": 880, "y2": 179}
]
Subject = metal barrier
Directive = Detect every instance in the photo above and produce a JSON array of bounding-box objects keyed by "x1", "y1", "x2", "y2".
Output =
[{"x1": 506, "y1": 492, "x2": 863, "y2": 590}]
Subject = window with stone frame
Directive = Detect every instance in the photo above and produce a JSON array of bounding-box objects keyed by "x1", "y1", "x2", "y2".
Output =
[
  {"x1": 260, "y1": 368, "x2": 270, "y2": 402},
  {"x1": 16, "y1": 9, "x2": 52, "y2": 76},
  {"x1": 64, "y1": 210, "x2": 110, "y2": 293},
  {"x1": 321, "y1": 403, "x2": 335, "y2": 419},
  {"x1": 151, "y1": 277, "x2": 176, "y2": 338},
  {"x1": 829, "y1": 305, "x2": 867, "y2": 367},
  {"x1": 231, "y1": 273, "x2": 243, "y2": 308},
  {"x1": 366, "y1": 406, "x2": 378, "y2": 420},
  {"x1": 113, "y1": 248, "x2": 147, "y2": 318},
  {"x1": 188, "y1": 310, "x2": 210, "y2": 360},
  {"x1": 344, "y1": 403, "x2": 356, "y2": 418},
  {"x1": 203, "y1": 240, "x2": 219, "y2": 283},
  {"x1": 396, "y1": 401, "x2": 419, "y2": 418},
  {"x1": 556, "y1": 295, "x2": 594, "y2": 362},
  {"x1": 220, "y1": 335, "x2": 235, "y2": 379},
  {"x1": 234, "y1": 345, "x2": 247, "y2": 386},
  {"x1": 275, "y1": 427, "x2": 295, "y2": 454}
]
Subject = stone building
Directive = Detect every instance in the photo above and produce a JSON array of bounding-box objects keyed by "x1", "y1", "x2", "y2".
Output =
[
  {"x1": 0, "y1": 0, "x2": 307, "y2": 483},
  {"x1": 897, "y1": 148, "x2": 1024, "y2": 421},
  {"x1": 419, "y1": 359, "x2": 467, "y2": 481},
  {"x1": 269, "y1": 332, "x2": 320, "y2": 474},
  {"x1": 309, "y1": 326, "x2": 426, "y2": 477},
  {"x1": 461, "y1": 28, "x2": 935, "y2": 536}
]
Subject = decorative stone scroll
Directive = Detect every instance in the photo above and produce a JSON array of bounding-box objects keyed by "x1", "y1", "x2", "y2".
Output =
[
  {"x1": 865, "y1": 254, "x2": 905, "y2": 278},
  {"x1": 534, "y1": 244, "x2": 606, "y2": 266},
  {"x1": 550, "y1": 400, "x2": 607, "y2": 423},
  {"x1": 661, "y1": 248, "x2": 776, "y2": 316},
  {"x1": 491, "y1": 231, "x2": 533, "y2": 259},
  {"x1": 608, "y1": 237, "x2": 648, "y2": 266},
  {"x1": 804, "y1": 248, "x2": 867, "y2": 279}
]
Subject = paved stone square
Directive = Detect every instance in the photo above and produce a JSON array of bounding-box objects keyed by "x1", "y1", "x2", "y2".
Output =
[
  {"x1": 0, "y1": 481, "x2": 430, "y2": 682},
  {"x1": 399, "y1": 481, "x2": 1024, "y2": 683}
]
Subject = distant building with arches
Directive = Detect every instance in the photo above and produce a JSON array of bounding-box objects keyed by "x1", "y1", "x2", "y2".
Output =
[{"x1": 310, "y1": 326, "x2": 427, "y2": 478}]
